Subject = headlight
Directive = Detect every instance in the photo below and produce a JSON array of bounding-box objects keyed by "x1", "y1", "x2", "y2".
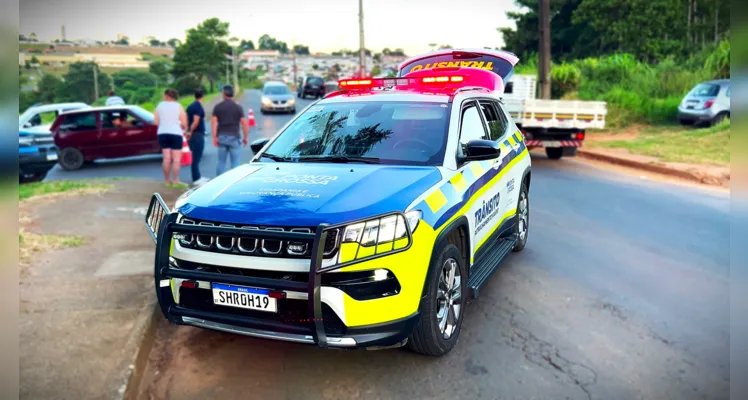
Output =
[
  {"x1": 261, "y1": 97, "x2": 272, "y2": 105},
  {"x1": 342, "y1": 210, "x2": 421, "y2": 247},
  {"x1": 287, "y1": 98, "x2": 295, "y2": 105}
]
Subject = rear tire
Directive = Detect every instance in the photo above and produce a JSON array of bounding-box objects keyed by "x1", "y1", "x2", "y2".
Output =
[
  {"x1": 408, "y1": 242, "x2": 466, "y2": 356},
  {"x1": 59, "y1": 147, "x2": 85, "y2": 171},
  {"x1": 710, "y1": 112, "x2": 728, "y2": 126},
  {"x1": 512, "y1": 182, "x2": 529, "y2": 252},
  {"x1": 545, "y1": 147, "x2": 564, "y2": 160}
]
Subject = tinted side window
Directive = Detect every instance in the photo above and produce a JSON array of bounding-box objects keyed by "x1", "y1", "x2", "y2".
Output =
[
  {"x1": 459, "y1": 103, "x2": 488, "y2": 154},
  {"x1": 479, "y1": 100, "x2": 508, "y2": 141},
  {"x1": 59, "y1": 113, "x2": 97, "y2": 132}
]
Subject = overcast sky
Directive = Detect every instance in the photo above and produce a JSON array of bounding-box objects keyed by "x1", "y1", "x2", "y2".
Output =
[{"x1": 20, "y1": 0, "x2": 524, "y2": 55}]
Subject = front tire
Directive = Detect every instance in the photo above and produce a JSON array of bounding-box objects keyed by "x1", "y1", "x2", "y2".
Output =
[
  {"x1": 512, "y1": 182, "x2": 530, "y2": 252},
  {"x1": 408, "y1": 242, "x2": 466, "y2": 356},
  {"x1": 545, "y1": 147, "x2": 563, "y2": 160},
  {"x1": 59, "y1": 147, "x2": 85, "y2": 170}
]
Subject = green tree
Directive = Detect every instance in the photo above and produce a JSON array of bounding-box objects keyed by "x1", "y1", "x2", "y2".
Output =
[
  {"x1": 171, "y1": 25, "x2": 225, "y2": 91},
  {"x1": 30, "y1": 55, "x2": 40, "y2": 65},
  {"x1": 57, "y1": 62, "x2": 112, "y2": 103},
  {"x1": 149, "y1": 60, "x2": 170, "y2": 84},
  {"x1": 239, "y1": 39, "x2": 255, "y2": 51},
  {"x1": 293, "y1": 44, "x2": 310, "y2": 55},
  {"x1": 112, "y1": 69, "x2": 159, "y2": 89},
  {"x1": 167, "y1": 38, "x2": 181, "y2": 48},
  {"x1": 371, "y1": 66, "x2": 382, "y2": 76},
  {"x1": 258, "y1": 34, "x2": 289, "y2": 53},
  {"x1": 312, "y1": 64, "x2": 319, "y2": 70},
  {"x1": 116, "y1": 36, "x2": 129, "y2": 45},
  {"x1": 37, "y1": 74, "x2": 63, "y2": 103}
]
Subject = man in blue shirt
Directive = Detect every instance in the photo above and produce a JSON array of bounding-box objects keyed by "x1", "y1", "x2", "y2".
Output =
[{"x1": 185, "y1": 89, "x2": 208, "y2": 186}]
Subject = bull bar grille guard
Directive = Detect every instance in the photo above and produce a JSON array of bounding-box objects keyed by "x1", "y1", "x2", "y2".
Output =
[{"x1": 145, "y1": 193, "x2": 413, "y2": 347}]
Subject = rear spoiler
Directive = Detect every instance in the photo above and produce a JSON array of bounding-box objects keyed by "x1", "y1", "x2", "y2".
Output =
[{"x1": 397, "y1": 49, "x2": 518, "y2": 91}]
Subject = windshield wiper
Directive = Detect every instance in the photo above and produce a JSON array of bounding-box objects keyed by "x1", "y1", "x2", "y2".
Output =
[
  {"x1": 301, "y1": 156, "x2": 381, "y2": 164},
  {"x1": 260, "y1": 153, "x2": 293, "y2": 162}
]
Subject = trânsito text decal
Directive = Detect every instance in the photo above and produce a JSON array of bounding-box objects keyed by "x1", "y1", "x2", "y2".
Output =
[{"x1": 475, "y1": 192, "x2": 501, "y2": 234}]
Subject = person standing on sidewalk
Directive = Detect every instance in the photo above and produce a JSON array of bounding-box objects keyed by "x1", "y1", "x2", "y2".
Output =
[
  {"x1": 211, "y1": 85, "x2": 249, "y2": 176},
  {"x1": 153, "y1": 88, "x2": 187, "y2": 185},
  {"x1": 185, "y1": 89, "x2": 209, "y2": 186}
]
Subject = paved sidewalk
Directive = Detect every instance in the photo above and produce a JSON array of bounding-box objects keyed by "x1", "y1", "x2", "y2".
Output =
[{"x1": 19, "y1": 180, "x2": 183, "y2": 400}]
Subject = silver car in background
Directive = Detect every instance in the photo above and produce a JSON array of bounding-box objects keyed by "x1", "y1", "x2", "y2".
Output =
[
  {"x1": 260, "y1": 81, "x2": 296, "y2": 114},
  {"x1": 677, "y1": 79, "x2": 730, "y2": 127}
]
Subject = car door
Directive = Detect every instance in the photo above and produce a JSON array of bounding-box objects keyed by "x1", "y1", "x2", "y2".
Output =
[
  {"x1": 478, "y1": 99, "x2": 522, "y2": 229},
  {"x1": 457, "y1": 100, "x2": 507, "y2": 264},
  {"x1": 99, "y1": 109, "x2": 154, "y2": 158},
  {"x1": 55, "y1": 111, "x2": 101, "y2": 158}
]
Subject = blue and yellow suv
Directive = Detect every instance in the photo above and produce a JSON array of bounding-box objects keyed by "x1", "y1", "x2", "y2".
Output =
[{"x1": 146, "y1": 49, "x2": 531, "y2": 356}]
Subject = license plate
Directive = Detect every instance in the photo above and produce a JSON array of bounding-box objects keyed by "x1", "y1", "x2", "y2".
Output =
[
  {"x1": 211, "y1": 283, "x2": 277, "y2": 313},
  {"x1": 543, "y1": 141, "x2": 562, "y2": 148},
  {"x1": 47, "y1": 153, "x2": 58, "y2": 161}
]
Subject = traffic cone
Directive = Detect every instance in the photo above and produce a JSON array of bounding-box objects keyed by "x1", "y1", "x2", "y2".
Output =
[
  {"x1": 248, "y1": 108, "x2": 256, "y2": 127},
  {"x1": 181, "y1": 137, "x2": 192, "y2": 166}
]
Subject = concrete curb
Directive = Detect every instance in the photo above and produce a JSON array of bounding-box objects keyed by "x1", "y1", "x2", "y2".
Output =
[
  {"x1": 577, "y1": 149, "x2": 728, "y2": 186},
  {"x1": 111, "y1": 304, "x2": 160, "y2": 400}
]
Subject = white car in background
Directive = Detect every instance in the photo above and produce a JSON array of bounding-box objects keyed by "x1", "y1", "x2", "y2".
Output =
[{"x1": 19, "y1": 102, "x2": 91, "y2": 134}]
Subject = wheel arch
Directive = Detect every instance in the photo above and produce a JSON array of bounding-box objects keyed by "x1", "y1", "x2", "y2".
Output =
[
  {"x1": 521, "y1": 167, "x2": 531, "y2": 191},
  {"x1": 419, "y1": 216, "x2": 471, "y2": 302}
]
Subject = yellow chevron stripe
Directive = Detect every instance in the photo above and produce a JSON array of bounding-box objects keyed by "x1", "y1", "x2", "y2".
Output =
[
  {"x1": 449, "y1": 173, "x2": 467, "y2": 192},
  {"x1": 507, "y1": 135, "x2": 517, "y2": 146},
  {"x1": 468, "y1": 161, "x2": 484, "y2": 177},
  {"x1": 424, "y1": 189, "x2": 448, "y2": 213}
]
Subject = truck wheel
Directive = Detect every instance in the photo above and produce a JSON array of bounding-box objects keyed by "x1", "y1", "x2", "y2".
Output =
[
  {"x1": 59, "y1": 147, "x2": 85, "y2": 171},
  {"x1": 545, "y1": 147, "x2": 564, "y2": 160},
  {"x1": 408, "y1": 242, "x2": 466, "y2": 356},
  {"x1": 512, "y1": 182, "x2": 529, "y2": 252}
]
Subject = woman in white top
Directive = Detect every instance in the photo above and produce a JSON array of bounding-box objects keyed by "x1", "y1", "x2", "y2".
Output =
[{"x1": 153, "y1": 88, "x2": 188, "y2": 185}]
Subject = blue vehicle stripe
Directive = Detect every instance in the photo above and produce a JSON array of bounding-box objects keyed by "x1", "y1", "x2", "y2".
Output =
[{"x1": 419, "y1": 141, "x2": 526, "y2": 230}]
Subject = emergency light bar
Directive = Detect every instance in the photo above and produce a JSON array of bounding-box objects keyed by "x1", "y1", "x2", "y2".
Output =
[{"x1": 336, "y1": 67, "x2": 498, "y2": 93}]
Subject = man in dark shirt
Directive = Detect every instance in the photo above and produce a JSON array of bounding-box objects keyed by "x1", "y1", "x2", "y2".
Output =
[
  {"x1": 185, "y1": 89, "x2": 208, "y2": 186},
  {"x1": 211, "y1": 85, "x2": 249, "y2": 176}
]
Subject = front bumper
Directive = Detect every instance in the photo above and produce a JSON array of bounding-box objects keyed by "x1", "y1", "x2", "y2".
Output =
[
  {"x1": 261, "y1": 103, "x2": 295, "y2": 112},
  {"x1": 145, "y1": 194, "x2": 420, "y2": 348},
  {"x1": 19, "y1": 148, "x2": 58, "y2": 174}
]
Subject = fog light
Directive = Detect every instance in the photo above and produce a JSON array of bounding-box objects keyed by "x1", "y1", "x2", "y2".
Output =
[
  {"x1": 288, "y1": 243, "x2": 306, "y2": 254},
  {"x1": 374, "y1": 269, "x2": 389, "y2": 281}
]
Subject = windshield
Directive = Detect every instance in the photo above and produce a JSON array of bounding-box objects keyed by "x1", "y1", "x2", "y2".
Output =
[
  {"x1": 689, "y1": 83, "x2": 720, "y2": 97},
  {"x1": 130, "y1": 106, "x2": 155, "y2": 122},
  {"x1": 264, "y1": 85, "x2": 290, "y2": 95},
  {"x1": 307, "y1": 77, "x2": 324, "y2": 85},
  {"x1": 263, "y1": 101, "x2": 451, "y2": 166}
]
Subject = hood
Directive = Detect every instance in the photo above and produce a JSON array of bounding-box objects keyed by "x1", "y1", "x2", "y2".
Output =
[
  {"x1": 264, "y1": 93, "x2": 293, "y2": 102},
  {"x1": 21, "y1": 124, "x2": 53, "y2": 134},
  {"x1": 177, "y1": 162, "x2": 442, "y2": 227}
]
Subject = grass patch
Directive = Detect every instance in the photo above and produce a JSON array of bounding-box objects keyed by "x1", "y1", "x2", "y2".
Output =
[
  {"x1": 19, "y1": 229, "x2": 86, "y2": 269},
  {"x1": 19, "y1": 180, "x2": 113, "y2": 201},
  {"x1": 590, "y1": 120, "x2": 730, "y2": 166}
]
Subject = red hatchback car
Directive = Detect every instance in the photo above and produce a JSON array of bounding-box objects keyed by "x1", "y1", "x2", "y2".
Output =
[{"x1": 51, "y1": 105, "x2": 161, "y2": 170}]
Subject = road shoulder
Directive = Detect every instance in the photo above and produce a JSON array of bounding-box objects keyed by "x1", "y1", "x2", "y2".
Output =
[{"x1": 19, "y1": 180, "x2": 183, "y2": 399}]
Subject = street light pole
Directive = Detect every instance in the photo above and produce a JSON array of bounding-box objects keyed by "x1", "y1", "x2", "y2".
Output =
[
  {"x1": 292, "y1": 40, "x2": 297, "y2": 87},
  {"x1": 232, "y1": 45, "x2": 239, "y2": 90},
  {"x1": 92, "y1": 57, "x2": 99, "y2": 101},
  {"x1": 358, "y1": 0, "x2": 365, "y2": 77}
]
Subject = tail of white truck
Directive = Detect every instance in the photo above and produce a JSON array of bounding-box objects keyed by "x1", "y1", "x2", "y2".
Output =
[{"x1": 503, "y1": 74, "x2": 607, "y2": 160}]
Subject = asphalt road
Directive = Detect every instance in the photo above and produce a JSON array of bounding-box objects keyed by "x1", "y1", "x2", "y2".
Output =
[
  {"x1": 56, "y1": 90, "x2": 729, "y2": 399},
  {"x1": 46, "y1": 90, "x2": 318, "y2": 183}
]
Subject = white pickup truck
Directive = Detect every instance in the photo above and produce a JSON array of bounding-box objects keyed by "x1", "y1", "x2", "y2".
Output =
[{"x1": 502, "y1": 74, "x2": 607, "y2": 159}]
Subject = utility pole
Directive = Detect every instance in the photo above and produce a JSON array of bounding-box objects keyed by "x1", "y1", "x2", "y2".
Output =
[
  {"x1": 232, "y1": 45, "x2": 239, "y2": 90},
  {"x1": 92, "y1": 58, "x2": 99, "y2": 101},
  {"x1": 292, "y1": 40, "x2": 297, "y2": 87},
  {"x1": 538, "y1": 0, "x2": 551, "y2": 99},
  {"x1": 225, "y1": 60, "x2": 229, "y2": 87},
  {"x1": 358, "y1": 0, "x2": 366, "y2": 77}
]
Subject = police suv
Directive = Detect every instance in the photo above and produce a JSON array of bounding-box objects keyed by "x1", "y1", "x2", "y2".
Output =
[{"x1": 146, "y1": 49, "x2": 531, "y2": 356}]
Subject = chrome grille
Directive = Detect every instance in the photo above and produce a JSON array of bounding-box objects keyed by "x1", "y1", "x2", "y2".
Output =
[{"x1": 178, "y1": 217, "x2": 339, "y2": 258}]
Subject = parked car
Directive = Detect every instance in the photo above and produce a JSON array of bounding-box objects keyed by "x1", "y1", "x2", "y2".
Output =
[
  {"x1": 19, "y1": 102, "x2": 91, "y2": 134},
  {"x1": 51, "y1": 105, "x2": 160, "y2": 171},
  {"x1": 19, "y1": 128, "x2": 58, "y2": 183},
  {"x1": 297, "y1": 75, "x2": 325, "y2": 99},
  {"x1": 678, "y1": 79, "x2": 730, "y2": 126},
  {"x1": 260, "y1": 81, "x2": 296, "y2": 114}
]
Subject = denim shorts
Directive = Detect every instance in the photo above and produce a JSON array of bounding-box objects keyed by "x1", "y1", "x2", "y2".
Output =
[{"x1": 158, "y1": 134, "x2": 183, "y2": 150}]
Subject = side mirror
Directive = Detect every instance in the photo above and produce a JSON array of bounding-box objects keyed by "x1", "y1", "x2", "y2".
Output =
[
  {"x1": 460, "y1": 139, "x2": 501, "y2": 162},
  {"x1": 250, "y1": 138, "x2": 270, "y2": 154}
]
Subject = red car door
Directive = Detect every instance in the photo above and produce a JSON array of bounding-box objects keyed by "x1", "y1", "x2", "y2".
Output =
[
  {"x1": 124, "y1": 110, "x2": 160, "y2": 155},
  {"x1": 53, "y1": 111, "x2": 103, "y2": 159}
]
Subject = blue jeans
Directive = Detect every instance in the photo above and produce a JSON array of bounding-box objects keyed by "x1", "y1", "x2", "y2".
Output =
[
  {"x1": 188, "y1": 134, "x2": 204, "y2": 181},
  {"x1": 216, "y1": 135, "x2": 242, "y2": 176}
]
